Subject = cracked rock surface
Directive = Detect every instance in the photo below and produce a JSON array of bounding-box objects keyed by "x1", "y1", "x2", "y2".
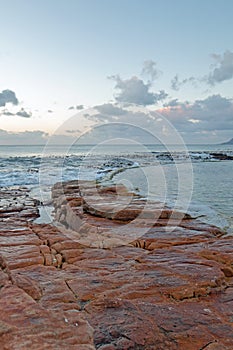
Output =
[{"x1": 0, "y1": 182, "x2": 233, "y2": 349}]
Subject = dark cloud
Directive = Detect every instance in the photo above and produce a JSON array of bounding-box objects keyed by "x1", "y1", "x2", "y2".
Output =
[
  {"x1": 193, "y1": 94, "x2": 231, "y2": 113},
  {"x1": 83, "y1": 104, "x2": 168, "y2": 141},
  {"x1": 48, "y1": 110, "x2": 53, "y2": 113},
  {"x1": 110, "y1": 75, "x2": 168, "y2": 105},
  {"x1": 206, "y1": 50, "x2": 233, "y2": 85},
  {"x1": 47, "y1": 98, "x2": 233, "y2": 145},
  {"x1": 0, "y1": 89, "x2": 19, "y2": 107},
  {"x1": 141, "y1": 60, "x2": 161, "y2": 81},
  {"x1": 159, "y1": 94, "x2": 233, "y2": 132},
  {"x1": 16, "y1": 108, "x2": 32, "y2": 118}
]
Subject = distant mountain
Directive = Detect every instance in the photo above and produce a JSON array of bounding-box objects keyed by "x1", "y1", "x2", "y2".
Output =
[{"x1": 221, "y1": 138, "x2": 233, "y2": 145}]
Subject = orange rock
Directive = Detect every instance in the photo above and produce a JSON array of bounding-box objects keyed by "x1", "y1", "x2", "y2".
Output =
[
  {"x1": 51, "y1": 240, "x2": 85, "y2": 252},
  {"x1": 39, "y1": 244, "x2": 50, "y2": 254},
  {"x1": 11, "y1": 273, "x2": 42, "y2": 300},
  {"x1": 43, "y1": 254, "x2": 54, "y2": 266},
  {"x1": 0, "y1": 182, "x2": 233, "y2": 349},
  {"x1": 55, "y1": 253, "x2": 63, "y2": 267},
  {"x1": 221, "y1": 266, "x2": 233, "y2": 277}
]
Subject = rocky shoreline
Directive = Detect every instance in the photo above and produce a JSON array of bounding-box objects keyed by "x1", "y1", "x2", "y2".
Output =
[{"x1": 0, "y1": 182, "x2": 233, "y2": 349}]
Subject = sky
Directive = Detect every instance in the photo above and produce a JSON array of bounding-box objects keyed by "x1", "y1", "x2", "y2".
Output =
[{"x1": 0, "y1": 0, "x2": 233, "y2": 144}]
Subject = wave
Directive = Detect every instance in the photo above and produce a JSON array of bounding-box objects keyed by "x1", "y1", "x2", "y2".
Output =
[{"x1": 0, "y1": 150, "x2": 233, "y2": 188}]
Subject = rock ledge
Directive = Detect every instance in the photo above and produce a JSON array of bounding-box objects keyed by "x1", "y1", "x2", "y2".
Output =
[{"x1": 0, "y1": 182, "x2": 232, "y2": 349}]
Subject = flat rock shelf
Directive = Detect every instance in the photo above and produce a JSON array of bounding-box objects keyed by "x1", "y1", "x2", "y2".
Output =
[{"x1": 0, "y1": 181, "x2": 233, "y2": 349}]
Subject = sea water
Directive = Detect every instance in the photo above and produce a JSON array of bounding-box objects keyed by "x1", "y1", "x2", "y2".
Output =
[{"x1": 0, "y1": 144, "x2": 232, "y2": 232}]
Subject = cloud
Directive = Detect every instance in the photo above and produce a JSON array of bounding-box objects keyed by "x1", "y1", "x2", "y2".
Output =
[
  {"x1": 23, "y1": 97, "x2": 232, "y2": 146},
  {"x1": 194, "y1": 94, "x2": 231, "y2": 112},
  {"x1": 78, "y1": 105, "x2": 198, "y2": 145},
  {"x1": 0, "y1": 130, "x2": 48, "y2": 145},
  {"x1": 68, "y1": 105, "x2": 84, "y2": 110},
  {"x1": 170, "y1": 75, "x2": 179, "y2": 91},
  {"x1": 159, "y1": 94, "x2": 233, "y2": 132},
  {"x1": 141, "y1": 60, "x2": 161, "y2": 81},
  {"x1": 171, "y1": 74, "x2": 196, "y2": 91},
  {"x1": 65, "y1": 129, "x2": 82, "y2": 134},
  {"x1": 77, "y1": 122, "x2": 160, "y2": 144},
  {"x1": 48, "y1": 110, "x2": 53, "y2": 113},
  {"x1": 95, "y1": 103, "x2": 126, "y2": 116},
  {"x1": 206, "y1": 50, "x2": 233, "y2": 85},
  {"x1": 0, "y1": 108, "x2": 32, "y2": 118},
  {"x1": 1, "y1": 109, "x2": 14, "y2": 116},
  {"x1": 15, "y1": 108, "x2": 32, "y2": 118},
  {"x1": 62, "y1": 103, "x2": 161, "y2": 143},
  {"x1": 0, "y1": 129, "x2": 79, "y2": 145},
  {"x1": 171, "y1": 51, "x2": 233, "y2": 90},
  {"x1": 110, "y1": 75, "x2": 168, "y2": 105},
  {"x1": 163, "y1": 99, "x2": 180, "y2": 107},
  {"x1": 0, "y1": 89, "x2": 19, "y2": 107}
]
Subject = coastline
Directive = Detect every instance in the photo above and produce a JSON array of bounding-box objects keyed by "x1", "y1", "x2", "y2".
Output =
[
  {"x1": 0, "y1": 181, "x2": 233, "y2": 349},
  {"x1": 1, "y1": 145, "x2": 233, "y2": 233},
  {"x1": 113, "y1": 162, "x2": 233, "y2": 234}
]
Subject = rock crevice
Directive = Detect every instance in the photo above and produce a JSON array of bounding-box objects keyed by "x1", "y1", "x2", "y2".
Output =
[{"x1": 0, "y1": 182, "x2": 232, "y2": 349}]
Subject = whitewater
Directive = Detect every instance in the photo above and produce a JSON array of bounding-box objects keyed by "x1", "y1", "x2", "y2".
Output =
[{"x1": 0, "y1": 144, "x2": 232, "y2": 233}]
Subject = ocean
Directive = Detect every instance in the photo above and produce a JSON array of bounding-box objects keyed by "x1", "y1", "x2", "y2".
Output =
[{"x1": 0, "y1": 143, "x2": 232, "y2": 233}]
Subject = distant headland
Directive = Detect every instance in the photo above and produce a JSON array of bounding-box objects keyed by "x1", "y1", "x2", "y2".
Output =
[{"x1": 221, "y1": 138, "x2": 233, "y2": 145}]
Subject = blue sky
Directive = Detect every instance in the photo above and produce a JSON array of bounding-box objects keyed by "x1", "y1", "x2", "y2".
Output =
[{"x1": 0, "y1": 0, "x2": 233, "y2": 143}]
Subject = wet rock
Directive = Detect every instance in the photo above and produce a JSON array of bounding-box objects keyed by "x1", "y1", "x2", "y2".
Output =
[
  {"x1": 0, "y1": 181, "x2": 233, "y2": 349},
  {"x1": 210, "y1": 152, "x2": 233, "y2": 160},
  {"x1": 0, "y1": 187, "x2": 39, "y2": 221}
]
